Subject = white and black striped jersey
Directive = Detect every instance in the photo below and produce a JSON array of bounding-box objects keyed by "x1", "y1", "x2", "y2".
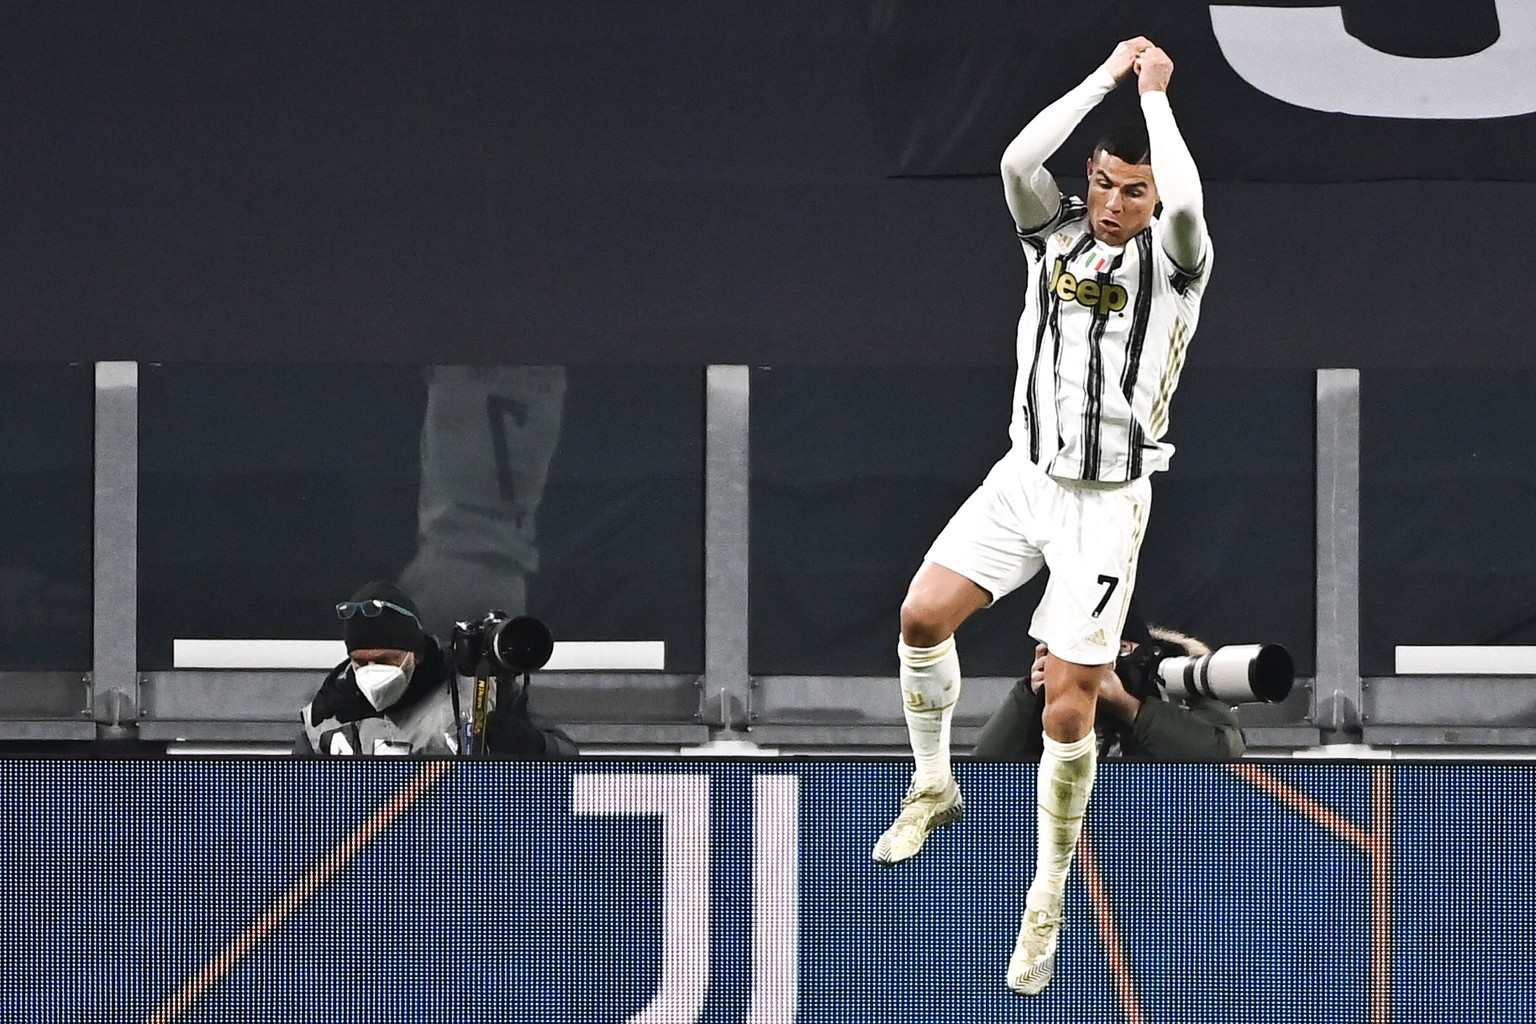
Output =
[{"x1": 1010, "y1": 196, "x2": 1213, "y2": 482}]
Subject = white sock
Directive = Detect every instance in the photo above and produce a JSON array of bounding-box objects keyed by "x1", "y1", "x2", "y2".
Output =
[
  {"x1": 1027, "y1": 730, "x2": 1098, "y2": 911},
  {"x1": 898, "y1": 635, "x2": 962, "y2": 789}
]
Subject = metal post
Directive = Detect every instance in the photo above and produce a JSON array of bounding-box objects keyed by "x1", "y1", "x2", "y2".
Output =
[
  {"x1": 93, "y1": 361, "x2": 140, "y2": 737},
  {"x1": 703, "y1": 365, "x2": 752, "y2": 736},
  {"x1": 1315, "y1": 368, "x2": 1363, "y2": 743}
]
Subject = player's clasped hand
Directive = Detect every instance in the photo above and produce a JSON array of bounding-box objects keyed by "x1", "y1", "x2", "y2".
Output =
[
  {"x1": 1134, "y1": 46, "x2": 1174, "y2": 94},
  {"x1": 1104, "y1": 37, "x2": 1155, "y2": 82}
]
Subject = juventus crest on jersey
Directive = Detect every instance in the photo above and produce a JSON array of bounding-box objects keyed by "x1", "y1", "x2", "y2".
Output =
[{"x1": 1011, "y1": 195, "x2": 1213, "y2": 483}]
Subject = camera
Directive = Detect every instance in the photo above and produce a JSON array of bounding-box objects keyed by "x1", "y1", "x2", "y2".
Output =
[
  {"x1": 1119, "y1": 641, "x2": 1294, "y2": 705},
  {"x1": 451, "y1": 611, "x2": 555, "y2": 678},
  {"x1": 1154, "y1": 643, "x2": 1294, "y2": 704}
]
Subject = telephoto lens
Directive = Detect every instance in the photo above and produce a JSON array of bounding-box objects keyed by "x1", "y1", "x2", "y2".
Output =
[
  {"x1": 450, "y1": 612, "x2": 554, "y2": 676},
  {"x1": 487, "y1": 615, "x2": 554, "y2": 675},
  {"x1": 1155, "y1": 644, "x2": 1294, "y2": 704}
]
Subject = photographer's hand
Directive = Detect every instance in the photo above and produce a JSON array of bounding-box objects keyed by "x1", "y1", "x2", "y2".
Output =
[
  {"x1": 1029, "y1": 643, "x2": 1049, "y2": 693},
  {"x1": 1096, "y1": 670, "x2": 1143, "y2": 723},
  {"x1": 486, "y1": 703, "x2": 549, "y2": 758}
]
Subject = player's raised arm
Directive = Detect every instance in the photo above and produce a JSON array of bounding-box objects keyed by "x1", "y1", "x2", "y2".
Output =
[
  {"x1": 1001, "y1": 37, "x2": 1150, "y2": 233},
  {"x1": 1135, "y1": 46, "x2": 1207, "y2": 272}
]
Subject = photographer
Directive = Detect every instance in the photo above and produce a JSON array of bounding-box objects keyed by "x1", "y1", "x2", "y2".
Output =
[
  {"x1": 972, "y1": 610, "x2": 1246, "y2": 762},
  {"x1": 294, "y1": 581, "x2": 579, "y2": 759}
]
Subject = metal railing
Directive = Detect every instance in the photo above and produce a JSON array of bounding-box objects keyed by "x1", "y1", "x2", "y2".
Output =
[{"x1": 2, "y1": 364, "x2": 1532, "y2": 755}]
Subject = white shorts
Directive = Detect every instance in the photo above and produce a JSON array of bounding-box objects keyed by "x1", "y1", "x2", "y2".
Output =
[{"x1": 924, "y1": 448, "x2": 1151, "y2": 665}]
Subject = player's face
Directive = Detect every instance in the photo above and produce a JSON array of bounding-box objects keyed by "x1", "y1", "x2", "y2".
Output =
[{"x1": 1085, "y1": 152, "x2": 1159, "y2": 247}]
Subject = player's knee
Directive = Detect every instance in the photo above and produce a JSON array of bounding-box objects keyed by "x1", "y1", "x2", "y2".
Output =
[
  {"x1": 899, "y1": 594, "x2": 954, "y2": 648},
  {"x1": 1042, "y1": 700, "x2": 1094, "y2": 742},
  {"x1": 1042, "y1": 663, "x2": 1105, "y2": 740}
]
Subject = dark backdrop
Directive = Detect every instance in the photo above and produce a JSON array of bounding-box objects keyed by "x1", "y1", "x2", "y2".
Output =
[
  {"x1": 3, "y1": 1, "x2": 1534, "y2": 368},
  {"x1": 2, "y1": 2, "x2": 1532, "y2": 676}
]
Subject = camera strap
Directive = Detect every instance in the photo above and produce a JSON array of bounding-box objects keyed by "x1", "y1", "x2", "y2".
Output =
[
  {"x1": 446, "y1": 671, "x2": 466, "y2": 757},
  {"x1": 469, "y1": 669, "x2": 493, "y2": 758}
]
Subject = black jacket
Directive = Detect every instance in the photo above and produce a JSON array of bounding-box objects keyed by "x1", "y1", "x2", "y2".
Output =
[{"x1": 293, "y1": 639, "x2": 580, "y2": 759}]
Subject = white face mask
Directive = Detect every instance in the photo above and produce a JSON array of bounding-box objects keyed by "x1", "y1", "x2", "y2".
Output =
[{"x1": 353, "y1": 659, "x2": 413, "y2": 711}]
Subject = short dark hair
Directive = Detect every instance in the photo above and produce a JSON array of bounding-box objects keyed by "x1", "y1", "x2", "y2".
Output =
[{"x1": 1093, "y1": 123, "x2": 1151, "y2": 166}]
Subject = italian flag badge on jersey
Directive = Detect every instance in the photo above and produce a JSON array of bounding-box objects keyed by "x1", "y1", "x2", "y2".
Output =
[{"x1": 1083, "y1": 249, "x2": 1110, "y2": 273}]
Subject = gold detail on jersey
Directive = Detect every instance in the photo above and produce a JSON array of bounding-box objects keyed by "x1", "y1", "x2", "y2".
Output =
[
  {"x1": 1049, "y1": 259, "x2": 1128, "y2": 314},
  {"x1": 1084, "y1": 628, "x2": 1108, "y2": 648},
  {"x1": 1149, "y1": 317, "x2": 1192, "y2": 438},
  {"x1": 1118, "y1": 504, "x2": 1148, "y2": 640}
]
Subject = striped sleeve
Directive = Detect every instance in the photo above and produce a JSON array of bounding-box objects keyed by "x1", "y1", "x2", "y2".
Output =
[{"x1": 1017, "y1": 195, "x2": 1086, "y2": 244}]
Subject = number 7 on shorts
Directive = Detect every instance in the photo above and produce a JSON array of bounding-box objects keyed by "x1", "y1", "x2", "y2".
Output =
[{"x1": 1092, "y1": 574, "x2": 1119, "y2": 617}]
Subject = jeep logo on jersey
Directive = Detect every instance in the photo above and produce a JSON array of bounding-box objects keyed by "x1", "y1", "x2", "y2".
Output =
[{"x1": 1050, "y1": 260, "x2": 1128, "y2": 315}]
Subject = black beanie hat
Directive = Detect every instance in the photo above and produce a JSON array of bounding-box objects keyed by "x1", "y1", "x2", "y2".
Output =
[
  {"x1": 340, "y1": 580, "x2": 426, "y2": 654},
  {"x1": 1120, "y1": 602, "x2": 1155, "y2": 650}
]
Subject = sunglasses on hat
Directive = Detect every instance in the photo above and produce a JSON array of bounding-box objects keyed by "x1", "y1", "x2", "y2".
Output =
[{"x1": 336, "y1": 599, "x2": 422, "y2": 628}]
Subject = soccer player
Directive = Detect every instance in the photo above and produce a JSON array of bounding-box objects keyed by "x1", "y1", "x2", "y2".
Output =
[{"x1": 870, "y1": 37, "x2": 1212, "y2": 996}]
